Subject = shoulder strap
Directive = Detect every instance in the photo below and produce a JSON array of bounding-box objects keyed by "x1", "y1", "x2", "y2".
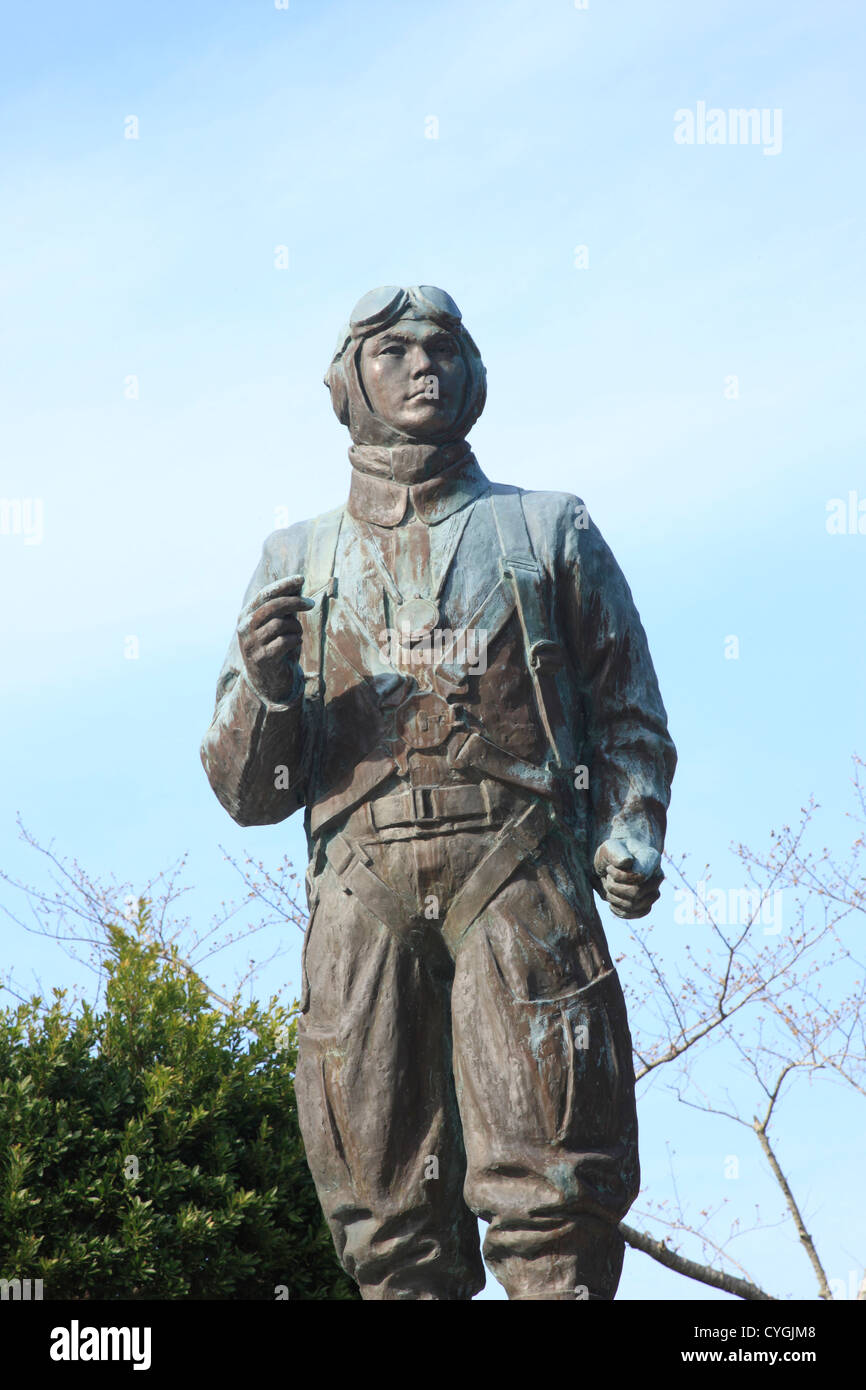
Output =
[
  {"x1": 304, "y1": 505, "x2": 343, "y2": 595},
  {"x1": 301, "y1": 506, "x2": 343, "y2": 696},
  {"x1": 490, "y1": 489, "x2": 566, "y2": 769}
]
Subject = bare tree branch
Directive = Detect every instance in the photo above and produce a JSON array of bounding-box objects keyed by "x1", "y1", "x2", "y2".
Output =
[
  {"x1": 619, "y1": 1223, "x2": 775, "y2": 1300},
  {"x1": 752, "y1": 1117, "x2": 832, "y2": 1300}
]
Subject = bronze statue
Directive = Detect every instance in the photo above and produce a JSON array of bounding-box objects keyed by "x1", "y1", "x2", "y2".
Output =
[{"x1": 202, "y1": 285, "x2": 676, "y2": 1300}]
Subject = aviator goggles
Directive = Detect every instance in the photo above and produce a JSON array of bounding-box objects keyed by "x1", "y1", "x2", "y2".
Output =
[{"x1": 348, "y1": 285, "x2": 463, "y2": 337}]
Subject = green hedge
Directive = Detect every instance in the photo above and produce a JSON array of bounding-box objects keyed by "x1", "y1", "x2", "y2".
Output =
[{"x1": 0, "y1": 913, "x2": 358, "y2": 1300}]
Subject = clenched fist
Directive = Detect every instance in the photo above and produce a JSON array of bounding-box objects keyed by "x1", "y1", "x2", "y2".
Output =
[
  {"x1": 593, "y1": 837, "x2": 663, "y2": 919},
  {"x1": 237, "y1": 574, "x2": 315, "y2": 704}
]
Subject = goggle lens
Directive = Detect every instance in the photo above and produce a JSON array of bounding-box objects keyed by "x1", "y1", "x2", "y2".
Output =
[
  {"x1": 348, "y1": 285, "x2": 463, "y2": 336},
  {"x1": 414, "y1": 285, "x2": 462, "y2": 324},
  {"x1": 349, "y1": 286, "x2": 407, "y2": 331}
]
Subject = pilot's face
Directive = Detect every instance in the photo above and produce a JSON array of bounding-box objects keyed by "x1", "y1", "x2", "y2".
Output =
[{"x1": 359, "y1": 318, "x2": 467, "y2": 438}]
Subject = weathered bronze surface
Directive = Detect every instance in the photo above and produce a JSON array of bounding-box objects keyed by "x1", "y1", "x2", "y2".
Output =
[{"x1": 202, "y1": 285, "x2": 677, "y2": 1300}]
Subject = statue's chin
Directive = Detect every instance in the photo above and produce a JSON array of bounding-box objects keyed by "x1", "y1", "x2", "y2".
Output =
[{"x1": 387, "y1": 406, "x2": 458, "y2": 440}]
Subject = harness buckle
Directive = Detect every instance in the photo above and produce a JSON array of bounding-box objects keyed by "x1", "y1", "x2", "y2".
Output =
[{"x1": 529, "y1": 639, "x2": 564, "y2": 673}]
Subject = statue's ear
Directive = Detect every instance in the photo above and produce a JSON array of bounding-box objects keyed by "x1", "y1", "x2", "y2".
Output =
[{"x1": 324, "y1": 358, "x2": 350, "y2": 425}]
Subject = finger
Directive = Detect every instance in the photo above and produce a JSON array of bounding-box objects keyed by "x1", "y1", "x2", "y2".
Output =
[
  {"x1": 603, "y1": 866, "x2": 653, "y2": 886},
  {"x1": 247, "y1": 599, "x2": 314, "y2": 632},
  {"x1": 608, "y1": 901, "x2": 638, "y2": 918},
  {"x1": 247, "y1": 592, "x2": 315, "y2": 625},
  {"x1": 248, "y1": 617, "x2": 303, "y2": 642},
  {"x1": 262, "y1": 634, "x2": 302, "y2": 660},
  {"x1": 605, "y1": 883, "x2": 660, "y2": 912},
  {"x1": 594, "y1": 838, "x2": 634, "y2": 873},
  {"x1": 623, "y1": 890, "x2": 661, "y2": 914},
  {"x1": 607, "y1": 874, "x2": 662, "y2": 899},
  {"x1": 605, "y1": 889, "x2": 641, "y2": 912},
  {"x1": 605, "y1": 881, "x2": 661, "y2": 910},
  {"x1": 603, "y1": 859, "x2": 664, "y2": 883},
  {"x1": 603, "y1": 879, "x2": 641, "y2": 903},
  {"x1": 610, "y1": 899, "x2": 654, "y2": 920},
  {"x1": 253, "y1": 616, "x2": 303, "y2": 645},
  {"x1": 603, "y1": 882, "x2": 663, "y2": 908},
  {"x1": 246, "y1": 575, "x2": 314, "y2": 615}
]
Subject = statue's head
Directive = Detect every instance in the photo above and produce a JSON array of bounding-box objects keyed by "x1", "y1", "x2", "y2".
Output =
[{"x1": 325, "y1": 285, "x2": 487, "y2": 447}]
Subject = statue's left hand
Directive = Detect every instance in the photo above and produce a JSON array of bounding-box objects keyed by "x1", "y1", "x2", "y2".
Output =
[{"x1": 593, "y1": 838, "x2": 663, "y2": 919}]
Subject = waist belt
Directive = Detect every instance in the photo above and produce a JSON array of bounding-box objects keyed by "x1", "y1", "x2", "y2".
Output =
[
  {"x1": 323, "y1": 797, "x2": 555, "y2": 960},
  {"x1": 368, "y1": 780, "x2": 512, "y2": 830}
]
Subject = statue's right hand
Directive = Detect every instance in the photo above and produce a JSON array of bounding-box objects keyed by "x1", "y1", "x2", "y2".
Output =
[{"x1": 237, "y1": 574, "x2": 315, "y2": 703}]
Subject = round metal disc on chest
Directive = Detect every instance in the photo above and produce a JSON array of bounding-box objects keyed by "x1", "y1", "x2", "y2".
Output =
[
  {"x1": 394, "y1": 690, "x2": 453, "y2": 750},
  {"x1": 395, "y1": 596, "x2": 440, "y2": 645}
]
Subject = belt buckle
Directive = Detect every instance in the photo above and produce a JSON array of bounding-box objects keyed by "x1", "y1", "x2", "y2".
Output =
[{"x1": 411, "y1": 786, "x2": 435, "y2": 821}]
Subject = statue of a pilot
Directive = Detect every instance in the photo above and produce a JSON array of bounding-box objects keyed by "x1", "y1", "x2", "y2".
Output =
[{"x1": 202, "y1": 285, "x2": 676, "y2": 1300}]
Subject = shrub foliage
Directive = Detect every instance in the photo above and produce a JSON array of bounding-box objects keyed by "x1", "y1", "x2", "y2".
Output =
[{"x1": 0, "y1": 909, "x2": 358, "y2": 1300}]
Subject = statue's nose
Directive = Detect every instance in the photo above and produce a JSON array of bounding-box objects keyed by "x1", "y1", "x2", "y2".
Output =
[{"x1": 408, "y1": 345, "x2": 434, "y2": 374}]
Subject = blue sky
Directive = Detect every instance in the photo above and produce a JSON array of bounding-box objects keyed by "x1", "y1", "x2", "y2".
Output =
[{"x1": 1, "y1": 0, "x2": 864, "y2": 1300}]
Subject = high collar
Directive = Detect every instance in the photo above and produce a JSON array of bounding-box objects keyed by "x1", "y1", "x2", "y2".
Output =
[{"x1": 347, "y1": 445, "x2": 490, "y2": 526}]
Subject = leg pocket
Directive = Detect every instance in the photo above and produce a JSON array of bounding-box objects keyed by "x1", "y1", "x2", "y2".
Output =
[
  {"x1": 511, "y1": 970, "x2": 634, "y2": 1149},
  {"x1": 479, "y1": 853, "x2": 611, "y2": 1004}
]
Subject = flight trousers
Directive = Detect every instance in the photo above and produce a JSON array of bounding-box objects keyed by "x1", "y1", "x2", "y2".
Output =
[{"x1": 294, "y1": 816, "x2": 640, "y2": 1300}]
